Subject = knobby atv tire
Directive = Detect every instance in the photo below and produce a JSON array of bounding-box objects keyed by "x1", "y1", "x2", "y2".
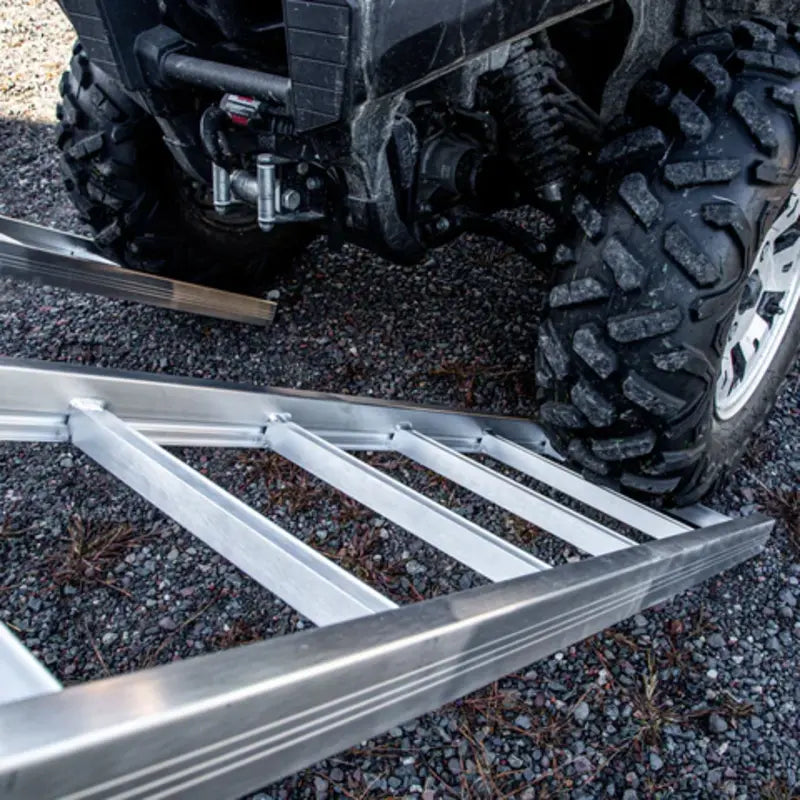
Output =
[
  {"x1": 537, "y1": 19, "x2": 800, "y2": 505},
  {"x1": 56, "y1": 43, "x2": 314, "y2": 293}
]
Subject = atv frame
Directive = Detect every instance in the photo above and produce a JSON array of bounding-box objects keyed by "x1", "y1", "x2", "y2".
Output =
[{"x1": 57, "y1": 0, "x2": 787, "y2": 262}]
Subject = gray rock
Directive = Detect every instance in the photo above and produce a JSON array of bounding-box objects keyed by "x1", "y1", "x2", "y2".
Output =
[
  {"x1": 707, "y1": 768, "x2": 723, "y2": 785},
  {"x1": 709, "y1": 713, "x2": 728, "y2": 734},
  {"x1": 573, "y1": 755, "x2": 592, "y2": 774},
  {"x1": 779, "y1": 589, "x2": 796, "y2": 607},
  {"x1": 649, "y1": 753, "x2": 664, "y2": 771},
  {"x1": 573, "y1": 701, "x2": 590, "y2": 723}
]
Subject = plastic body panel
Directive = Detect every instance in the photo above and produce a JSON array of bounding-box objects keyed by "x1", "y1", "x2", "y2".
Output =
[
  {"x1": 58, "y1": 0, "x2": 160, "y2": 86},
  {"x1": 59, "y1": 0, "x2": 609, "y2": 128},
  {"x1": 356, "y1": 0, "x2": 607, "y2": 100}
]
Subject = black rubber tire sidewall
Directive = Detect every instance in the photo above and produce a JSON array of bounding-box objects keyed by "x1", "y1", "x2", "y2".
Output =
[
  {"x1": 57, "y1": 43, "x2": 316, "y2": 294},
  {"x1": 536, "y1": 20, "x2": 800, "y2": 504}
]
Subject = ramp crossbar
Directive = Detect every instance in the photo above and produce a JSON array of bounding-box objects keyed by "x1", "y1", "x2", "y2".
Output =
[
  {"x1": 0, "y1": 357, "x2": 771, "y2": 799},
  {"x1": 0, "y1": 624, "x2": 61, "y2": 705}
]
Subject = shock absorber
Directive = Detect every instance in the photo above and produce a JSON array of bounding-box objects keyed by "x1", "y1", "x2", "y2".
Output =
[{"x1": 489, "y1": 40, "x2": 589, "y2": 206}]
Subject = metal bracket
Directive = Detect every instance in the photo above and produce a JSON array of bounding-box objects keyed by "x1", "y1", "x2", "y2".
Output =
[{"x1": 212, "y1": 156, "x2": 325, "y2": 231}]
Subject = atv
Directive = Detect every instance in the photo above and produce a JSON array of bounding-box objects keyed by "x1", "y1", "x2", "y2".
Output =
[{"x1": 55, "y1": 0, "x2": 800, "y2": 506}]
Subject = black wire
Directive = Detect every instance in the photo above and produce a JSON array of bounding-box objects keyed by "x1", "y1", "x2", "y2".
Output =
[{"x1": 199, "y1": 106, "x2": 238, "y2": 170}]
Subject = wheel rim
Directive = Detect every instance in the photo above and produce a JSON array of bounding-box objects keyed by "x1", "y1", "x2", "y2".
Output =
[{"x1": 715, "y1": 180, "x2": 800, "y2": 420}]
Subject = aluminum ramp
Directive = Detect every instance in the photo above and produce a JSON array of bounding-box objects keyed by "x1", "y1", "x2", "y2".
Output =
[
  {"x1": 0, "y1": 215, "x2": 276, "y2": 326},
  {"x1": 0, "y1": 357, "x2": 771, "y2": 799}
]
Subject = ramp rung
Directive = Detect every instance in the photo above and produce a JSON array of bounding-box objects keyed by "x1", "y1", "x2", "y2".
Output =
[
  {"x1": 67, "y1": 399, "x2": 395, "y2": 626},
  {"x1": 480, "y1": 434, "x2": 691, "y2": 538},
  {"x1": 264, "y1": 418, "x2": 550, "y2": 580},
  {"x1": 670, "y1": 504, "x2": 731, "y2": 527},
  {"x1": 0, "y1": 623, "x2": 61, "y2": 705},
  {"x1": 392, "y1": 428, "x2": 634, "y2": 555}
]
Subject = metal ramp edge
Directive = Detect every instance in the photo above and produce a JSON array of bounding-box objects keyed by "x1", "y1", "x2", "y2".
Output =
[
  {"x1": 0, "y1": 215, "x2": 276, "y2": 326},
  {"x1": 0, "y1": 357, "x2": 772, "y2": 799}
]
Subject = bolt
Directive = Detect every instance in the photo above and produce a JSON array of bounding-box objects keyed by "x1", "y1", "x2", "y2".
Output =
[
  {"x1": 762, "y1": 296, "x2": 785, "y2": 319},
  {"x1": 435, "y1": 217, "x2": 450, "y2": 233},
  {"x1": 281, "y1": 189, "x2": 302, "y2": 211},
  {"x1": 305, "y1": 176, "x2": 322, "y2": 191},
  {"x1": 296, "y1": 162, "x2": 310, "y2": 176}
]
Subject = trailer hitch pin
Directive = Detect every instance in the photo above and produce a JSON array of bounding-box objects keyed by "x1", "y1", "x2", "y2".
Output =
[
  {"x1": 257, "y1": 154, "x2": 277, "y2": 232},
  {"x1": 212, "y1": 163, "x2": 235, "y2": 215}
]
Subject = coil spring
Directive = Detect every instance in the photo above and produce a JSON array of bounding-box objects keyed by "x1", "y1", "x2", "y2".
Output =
[{"x1": 490, "y1": 41, "x2": 582, "y2": 198}]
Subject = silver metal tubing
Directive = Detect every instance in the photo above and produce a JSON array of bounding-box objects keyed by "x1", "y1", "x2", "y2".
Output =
[
  {"x1": 68, "y1": 400, "x2": 395, "y2": 625},
  {"x1": 0, "y1": 623, "x2": 61, "y2": 706},
  {"x1": 670, "y1": 504, "x2": 732, "y2": 527},
  {"x1": 0, "y1": 358, "x2": 551, "y2": 452},
  {"x1": 211, "y1": 163, "x2": 234, "y2": 214},
  {"x1": 256, "y1": 155, "x2": 277, "y2": 231},
  {"x1": 264, "y1": 418, "x2": 551, "y2": 580},
  {"x1": 0, "y1": 215, "x2": 112, "y2": 262},
  {"x1": 230, "y1": 169, "x2": 259, "y2": 205},
  {"x1": 0, "y1": 515, "x2": 770, "y2": 800},
  {"x1": 0, "y1": 216, "x2": 276, "y2": 326},
  {"x1": 480, "y1": 434, "x2": 691, "y2": 538},
  {"x1": 392, "y1": 428, "x2": 635, "y2": 555},
  {"x1": 0, "y1": 413, "x2": 68, "y2": 444}
]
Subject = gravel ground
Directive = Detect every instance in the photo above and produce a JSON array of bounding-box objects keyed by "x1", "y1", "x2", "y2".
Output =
[{"x1": 1, "y1": 3, "x2": 799, "y2": 798}]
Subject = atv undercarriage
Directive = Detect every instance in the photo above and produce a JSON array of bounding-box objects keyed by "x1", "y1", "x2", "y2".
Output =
[{"x1": 55, "y1": 0, "x2": 800, "y2": 504}]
